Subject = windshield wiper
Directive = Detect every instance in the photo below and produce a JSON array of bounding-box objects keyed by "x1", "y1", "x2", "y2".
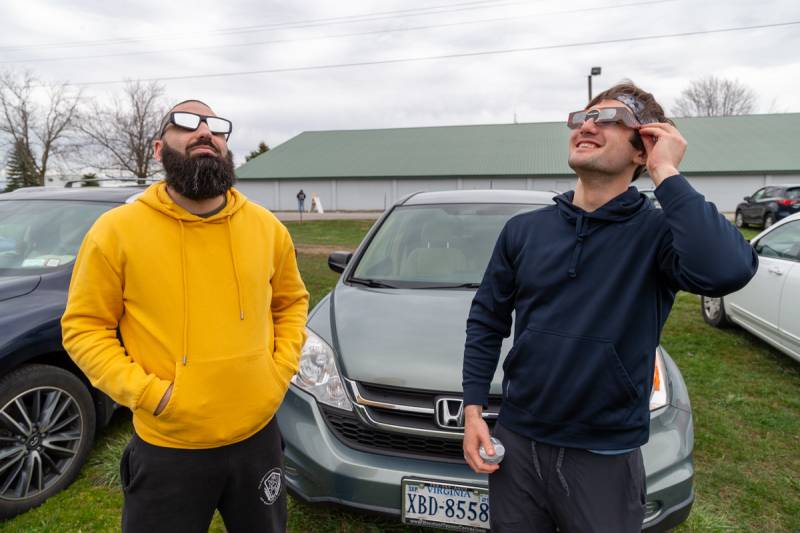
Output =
[
  {"x1": 347, "y1": 277, "x2": 399, "y2": 288},
  {"x1": 412, "y1": 282, "x2": 481, "y2": 289}
]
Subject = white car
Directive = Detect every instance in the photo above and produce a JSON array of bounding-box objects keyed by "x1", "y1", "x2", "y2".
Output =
[
  {"x1": 701, "y1": 212, "x2": 800, "y2": 362},
  {"x1": 639, "y1": 188, "x2": 661, "y2": 209}
]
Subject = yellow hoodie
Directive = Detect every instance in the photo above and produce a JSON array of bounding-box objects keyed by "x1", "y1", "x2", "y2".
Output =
[{"x1": 62, "y1": 182, "x2": 308, "y2": 448}]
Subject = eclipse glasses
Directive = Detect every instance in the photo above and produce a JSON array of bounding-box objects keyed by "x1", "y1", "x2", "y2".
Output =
[
  {"x1": 160, "y1": 112, "x2": 233, "y2": 140},
  {"x1": 566, "y1": 107, "x2": 643, "y2": 130}
]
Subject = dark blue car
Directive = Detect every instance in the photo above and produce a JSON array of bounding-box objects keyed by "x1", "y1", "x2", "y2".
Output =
[
  {"x1": 0, "y1": 185, "x2": 144, "y2": 518},
  {"x1": 735, "y1": 184, "x2": 800, "y2": 229}
]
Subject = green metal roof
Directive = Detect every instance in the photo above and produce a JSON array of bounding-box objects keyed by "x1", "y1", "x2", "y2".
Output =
[{"x1": 236, "y1": 113, "x2": 800, "y2": 179}]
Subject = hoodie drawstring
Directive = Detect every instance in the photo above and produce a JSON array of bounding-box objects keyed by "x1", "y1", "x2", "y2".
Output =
[
  {"x1": 531, "y1": 441, "x2": 544, "y2": 481},
  {"x1": 567, "y1": 214, "x2": 586, "y2": 279},
  {"x1": 554, "y1": 187, "x2": 649, "y2": 280},
  {"x1": 555, "y1": 447, "x2": 570, "y2": 496},
  {"x1": 179, "y1": 220, "x2": 188, "y2": 366},
  {"x1": 227, "y1": 217, "x2": 245, "y2": 321},
  {"x1": 531, "y1": 441, "x2": 570, "y2": 495}
]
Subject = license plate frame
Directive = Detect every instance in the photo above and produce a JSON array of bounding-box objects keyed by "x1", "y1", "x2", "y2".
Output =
[{"x1": 401, "y1": 477, "x2": 490, "y2": 532}]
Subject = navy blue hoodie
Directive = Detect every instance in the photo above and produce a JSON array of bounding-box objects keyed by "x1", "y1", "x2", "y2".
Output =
[{"x1": 462, "y1": 174, "x2": 757, "y2": 450}]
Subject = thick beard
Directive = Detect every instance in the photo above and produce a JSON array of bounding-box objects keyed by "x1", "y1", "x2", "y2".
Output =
[{"x1": 161, "y1": 142, "x2": 236, "y2": 200}]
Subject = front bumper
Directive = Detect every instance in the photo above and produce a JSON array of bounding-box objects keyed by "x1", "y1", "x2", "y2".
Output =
[{"x1": 277, "y1": 385, "x2": 694, "y2": 531}]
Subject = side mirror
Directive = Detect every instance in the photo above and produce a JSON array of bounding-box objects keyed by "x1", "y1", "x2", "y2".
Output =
[
  {"x1": 328, "y1": 251, "x2": 353, "y2": 273},
  {"x1": 743, "y1": 196, "x2": 751, "y2": 202}
]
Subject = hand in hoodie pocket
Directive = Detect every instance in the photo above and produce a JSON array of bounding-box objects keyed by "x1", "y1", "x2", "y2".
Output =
[
  {"x1": 149, "y1": 351, "x2": 282, "y2": 446},
  {"x1": 503, "y1": 328, "x2": 641, "y2": 427},
  {"x1": 153, "y1": 384, "x2": 173, "y2": 416}
]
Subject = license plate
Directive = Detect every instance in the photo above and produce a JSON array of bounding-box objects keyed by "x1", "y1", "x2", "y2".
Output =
[{"x1": 401, "y1": 478, "x2": 489, "y2": 532}]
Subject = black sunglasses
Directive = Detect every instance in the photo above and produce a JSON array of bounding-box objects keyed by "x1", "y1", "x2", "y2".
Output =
[{"x1": 160, "y1": 112, "x2": 233, "y2": 140}]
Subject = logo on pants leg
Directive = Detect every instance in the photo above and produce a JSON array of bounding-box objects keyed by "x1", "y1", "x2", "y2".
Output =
[{"x1": 258, "y1": 467, "x2": 283, "y2": 506}]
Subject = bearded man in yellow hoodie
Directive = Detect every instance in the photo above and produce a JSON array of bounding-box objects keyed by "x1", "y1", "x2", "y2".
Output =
[{"x1": 62, "y1": 100, "x2": 309, "y2": 533}]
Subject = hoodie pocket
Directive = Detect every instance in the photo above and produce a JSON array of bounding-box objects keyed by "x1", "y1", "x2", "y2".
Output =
[
  {"x1": 155, "y1": 351, "x2": 284, "y2": 445},
  {"x1": 504, "y1": 328, "x2": 640, "y2": 427}
]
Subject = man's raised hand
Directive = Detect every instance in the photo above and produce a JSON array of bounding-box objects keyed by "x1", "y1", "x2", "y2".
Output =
[{"x1": 640, "y1": 122, "x2": 687, "y2": 186}]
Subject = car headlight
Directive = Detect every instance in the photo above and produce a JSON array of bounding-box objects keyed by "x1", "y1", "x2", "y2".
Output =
[
  {"x1": 649, "y1": 347, "x2": 670, "y2": 411},
  {"x1": 291, "y1": 328, "x2": 353, "y2": 411}
]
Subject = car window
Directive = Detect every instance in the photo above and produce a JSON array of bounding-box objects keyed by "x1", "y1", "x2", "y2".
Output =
[
  {"x1": 785, "y1": 188, "x2": 800, "y2": 200},
  {"x1": 751, "y1": 188, "x2": 767, "y2": 201},
  {"x1": 0, "y1": 200, "x2": 116, "y2": 275},
  {"x1": 753, "y1": 221, "x2": 800, "y2": 262},
  {"x1": 352, "y1": 203, "x2": 542, "y2": 287}
]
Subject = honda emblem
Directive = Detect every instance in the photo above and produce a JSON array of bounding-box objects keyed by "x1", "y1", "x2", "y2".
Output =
[{"x1": 434, "y1": 397, "x2": 465, "y2": 429}]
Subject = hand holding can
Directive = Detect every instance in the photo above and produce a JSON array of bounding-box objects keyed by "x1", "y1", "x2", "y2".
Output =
[{"x1": 479, "y1": 437, "x2": 505, "y2": 465}]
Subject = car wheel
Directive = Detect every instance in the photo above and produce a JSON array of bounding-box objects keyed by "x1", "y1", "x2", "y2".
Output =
[
  {"x1": 701, "y1": 296, "x2": 732, "y2": 328},
  {"x1": 763, "y1": 213, "x2": 775, "y2": 228},
  {"x1": 734, "y1": 211, "x2": 747, "y2": 228},
  {"x1": 0, "y1": 365, "x2": 96, "y2": 519}
]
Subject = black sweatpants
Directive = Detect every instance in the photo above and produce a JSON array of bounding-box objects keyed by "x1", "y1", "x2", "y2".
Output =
[
  {"x1": 489, "y1": 423, "x2": 646, "y2": 533},
  {"x1": 120, "y1": 417, "x2": 286, "y2": 533}
]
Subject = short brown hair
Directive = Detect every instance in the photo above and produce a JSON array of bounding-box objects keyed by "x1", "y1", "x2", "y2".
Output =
[{"x1": 587, "y1": 81, "x2": 673, "y2": 181}]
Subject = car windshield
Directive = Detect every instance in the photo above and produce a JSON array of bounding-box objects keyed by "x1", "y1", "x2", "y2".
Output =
[
  {"x1": 786, "y1": 188, "x2": 800, "y2": 200},
  {"x1": 0, "y1": 199, "x2": 116, "y2": 276},
  {"x1": 352, "y1": 203, "x2": 544, "y2": 288}
]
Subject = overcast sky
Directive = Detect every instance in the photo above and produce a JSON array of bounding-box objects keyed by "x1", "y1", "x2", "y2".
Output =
[{"x1": 1, "y1": 0, "x2": 799, "y2": 165}]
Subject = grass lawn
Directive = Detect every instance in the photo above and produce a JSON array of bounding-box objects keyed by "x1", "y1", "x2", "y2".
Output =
[
  {"x1": 665, "y1": 293, "x2": 799, "y2": 532},
  {"x1": 284, "y1": 220, "x2": 376, "y2": 249},
  {"x1": 739, "y1": 227, "x2": 760, "y2": 242},
  {"x1": 2, "y1": 219, "x2": 798, "y2": 532}
]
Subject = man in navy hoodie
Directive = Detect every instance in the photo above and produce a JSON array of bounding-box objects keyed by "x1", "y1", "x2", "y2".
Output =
[{"x1": 462, "y1": 82, "x2": 757, "y2": 532}]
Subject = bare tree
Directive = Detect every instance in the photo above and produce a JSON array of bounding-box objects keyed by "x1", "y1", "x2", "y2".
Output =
[
  {"x1": 672, "y1": 76, "x2": 757, "y2": 117},
  {"x1": 80, "y1": 80, "x2": 167, "y2": 184},
  {"x1": 0, "y1": 70, "x2": 82, "y2": 188}
]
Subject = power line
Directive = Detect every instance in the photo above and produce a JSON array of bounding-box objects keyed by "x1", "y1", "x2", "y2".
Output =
[
  {"x1": 62, "y1": 20, "x2": 800, "y2": 87},
  {"x1": 0, "y1": 0, "x2": 524, "y2": 52},
  {"x1": 0, "y1": 0, "x2": 675, "y2": 65},
  {"x1": 203, "y1": 0, "x2": 525, "y2": 35}
]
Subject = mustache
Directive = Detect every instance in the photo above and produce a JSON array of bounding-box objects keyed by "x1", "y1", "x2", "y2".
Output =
[{"x1": 187, "y1": 139, "x2": 220, "y2": 155}]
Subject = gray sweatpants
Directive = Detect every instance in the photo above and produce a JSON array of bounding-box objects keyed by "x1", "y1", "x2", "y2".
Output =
[{"x1": 489, "y1": 423, "x2": 646, "y2": 533}]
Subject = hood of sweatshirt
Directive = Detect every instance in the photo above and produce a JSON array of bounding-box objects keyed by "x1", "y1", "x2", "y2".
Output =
[
  {"x1": 553, "y1": 187, "x2": 650, "y2": 278},
  {"x1": 138, "y1": 181, "x2": 247, "y2": 222}
]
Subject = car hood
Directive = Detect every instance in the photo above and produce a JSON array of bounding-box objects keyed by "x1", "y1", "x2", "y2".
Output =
[
  {"x1": 0, "y1": 274, "x2": 41, "y2": 302},
  {"x1": 330, "y1": 283, "x2": 511, "y2": 393}
]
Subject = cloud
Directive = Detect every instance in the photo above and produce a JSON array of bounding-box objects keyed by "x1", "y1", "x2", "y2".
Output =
[{"x1": 1, "y1": 0, "x2": 798, "y2": 163}]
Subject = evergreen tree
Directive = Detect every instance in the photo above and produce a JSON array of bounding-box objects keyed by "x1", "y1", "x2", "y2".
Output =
[
  {"x1": 81, "y1": 172, "x2": 100, "y2": 186},
  {"x1": 245, "y1": 141, "x2": 270, "y2": 162},
  {"x1": 4, "y1": 140, "x2": 39, "y2": 192}
]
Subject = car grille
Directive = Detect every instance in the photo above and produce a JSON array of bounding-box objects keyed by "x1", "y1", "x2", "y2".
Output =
[
  {"x1": 321, "y1": 406, "x2": 467, "y2": 463},
  {"x1": 318, "y1": 380, "x2": 501, "y2": 464}
]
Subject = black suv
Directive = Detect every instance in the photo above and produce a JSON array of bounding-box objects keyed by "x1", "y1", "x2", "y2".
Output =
[
  {"x1": 0, "y1": 185, "x2": 144, "y2": 518},
  {"x1": 735, "y1": 184, "x2": 800, "y2": 229}
]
